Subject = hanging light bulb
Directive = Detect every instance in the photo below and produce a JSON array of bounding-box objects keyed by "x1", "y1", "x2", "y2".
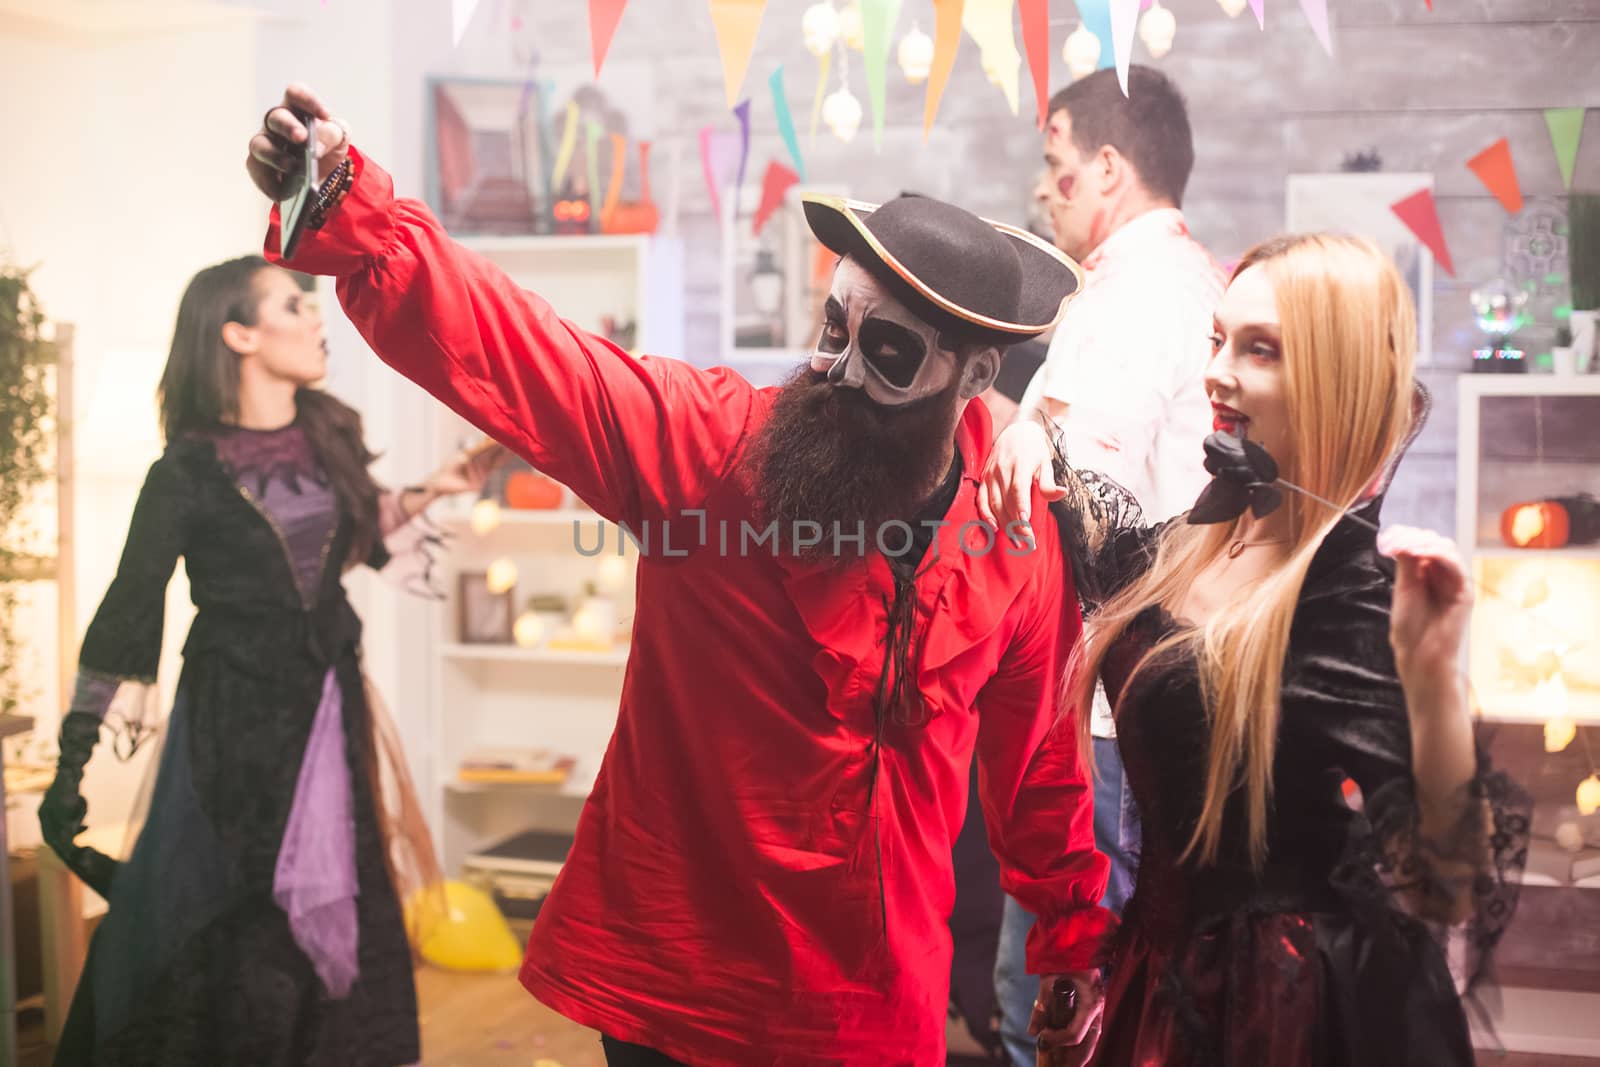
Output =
[
  {"x1": 837, "y1": 0, "x2": 865, "y2": 51},
  {"x1": 1543, "y1": 675, "x2": 1575, "y2": 752},
  {"x1": 470, "y1": 497, "x2": 502, "y2": 536},
  {"x1": 1139, "y1": 1, "x2": 1177, "y2": 59},
  {"x1": 486, "y1": 557, "x2": 519, "y2": 595},
  {"x1": 898, "y1": 24, "x2": 934, "y2": 84},
  {"x1": 823, "y1": 80, "x2": 863, "y2": 142},
  {"x1": 596, "y1": 555, "x2": 630, "y2": 595},
  {"x1": 1217, "y1": 0, "x2": 1249, "y2": 16},
  {"x1": 1546, "y1": 717, "x2": 1578, "y2": 753},
  {"x1": 513, "y1": 611, "x2": 546, "y2": 648},
  {"x1": 1063, "y1": 22, "x2": 1102, "y2": 81},
  {"x1": 802, "y1": 2, "x2": 840, "y2": 58},
  {"x1": 1578, "y1": 774, "x2": 1600, "y2": 817}
]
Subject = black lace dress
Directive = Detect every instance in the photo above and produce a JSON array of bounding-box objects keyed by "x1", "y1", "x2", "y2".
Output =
[
  {"x1": 53, "y1": 425, "x2": 420, "y2": 1067},
  {"x1": 1050, "y1": 472, "x2": 1530, "y2": 1067}
]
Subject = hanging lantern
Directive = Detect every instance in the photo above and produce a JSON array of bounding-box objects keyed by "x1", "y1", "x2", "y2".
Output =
[
  {"x1": 802, "y1": 2, "x2": 840, "y2": 58},
  {"x1": 838, "y1": 0, "x2": 865, "y2": 51},
  {"x1": 822, "y1": 83, "x2": 863, "y2": 142},
  {"x1": 898, "y1": 25, "x2": 935, "y2": 84},
  {"x1": 1139, "y1": 1, "x2": 1177, "y2": 59},
  {"x1": 1217, "y1": 0, "x2": 1249, "y2": 16},
  {"x1": 486, "y1": 558, "x2": 519, "y2": 596},
  {"x1": 1063, "y1": 22, "x2": 1102, "y2": 81},
  {"x1": 1578, "y1": 774, "x2": 1600, "y2": 817},
  {"x1": 1556, "y1": 821, "x2": 1585, "y2": 852}
]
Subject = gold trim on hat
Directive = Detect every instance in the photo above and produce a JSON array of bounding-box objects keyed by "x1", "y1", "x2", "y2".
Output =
[{"x1": 801, "y1": 193, "x2": 1085, "y2": 336}]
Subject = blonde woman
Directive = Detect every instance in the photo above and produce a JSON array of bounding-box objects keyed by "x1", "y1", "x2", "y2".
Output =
[{"x1": 980, "y1": 234, "x2": 1527, "y2": 1067}]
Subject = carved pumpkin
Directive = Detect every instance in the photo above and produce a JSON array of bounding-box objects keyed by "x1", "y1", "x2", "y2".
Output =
[{"x1": 505, "y1": 471, "x2": 564, "y2": 510}]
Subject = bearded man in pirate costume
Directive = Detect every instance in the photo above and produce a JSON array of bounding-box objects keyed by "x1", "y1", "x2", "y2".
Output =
[{"x1": 245, "y1": 85, "x2": 1113, "y2": 1067}]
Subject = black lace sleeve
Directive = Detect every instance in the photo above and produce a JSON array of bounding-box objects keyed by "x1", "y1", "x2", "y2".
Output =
[
  {"x1": 77, "y1": 451, "x2": 193, "y2": 683},
  {"x1": 1044, "y1": 428, "x2": 1165, "y2": 611},
  {"x1": 1287, "y1": 561, "x2": 1530, "y2": 1015}
]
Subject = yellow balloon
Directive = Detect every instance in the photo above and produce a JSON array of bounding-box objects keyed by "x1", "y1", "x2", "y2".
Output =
[
  {"x1": 410, "y1": 881, "x2": 523, "y2": 973},
  {"x1": 1578, "y1": 775, "x2": 1600, "y2": 818}
]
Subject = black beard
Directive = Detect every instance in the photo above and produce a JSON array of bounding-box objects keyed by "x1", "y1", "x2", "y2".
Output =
[{"x1": 746, "y1": 367, "x2": 961, "y2": 563}]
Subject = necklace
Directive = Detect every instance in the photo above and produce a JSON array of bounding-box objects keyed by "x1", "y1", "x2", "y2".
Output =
[{"x1": 1227, "y1": 537, "x2": 1286, "y2": 559}]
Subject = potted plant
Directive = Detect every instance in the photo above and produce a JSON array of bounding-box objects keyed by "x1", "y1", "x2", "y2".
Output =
[{"x1": 0, "y1": 264, "x2": 55, "y2": 718}]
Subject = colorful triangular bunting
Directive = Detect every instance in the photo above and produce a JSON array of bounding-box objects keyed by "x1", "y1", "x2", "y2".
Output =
[
  {"x1": 754, "y1": 161, "x2": 801, "y2": 236},
  {"x1": 708, "y1": 0, "x2": 767, "y2": 108},
  {"x1": 1299, "y1": 0, "x2": 1332, "y2": 55},
  {"x1": 770, "y1": 67, "x2": 806, "y2": 181},
  {"x1": 924, "y1": 0, "x2": 965, "y2": 137},
  {"x1": 861, "y1": 0, "x2": 902, "y2": 148},
  {"x1": 1467, "y1": 138, "x2": 1523, "y2": 215},
  {"x1": 589, "y1": 0, "x2": 628, "y2": 77},
  {"x1": 1018, "y1": 0, "x2": 1049, "y2": 127},
  {"x1": 1391, "y1": 188, "x2": 1454, "y2": 278},
  {"x1": 1545, "y1": 107, "x2": 1586, "y2": 190}
]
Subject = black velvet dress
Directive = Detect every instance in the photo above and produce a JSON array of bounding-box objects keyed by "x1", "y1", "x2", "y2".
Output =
[
  {"x1": 1050, "y1": 475, "x2": 1530, "y2": 1067},
  {"x1": 54, "y1": 426, "x2": 419, "y2": 1067}
]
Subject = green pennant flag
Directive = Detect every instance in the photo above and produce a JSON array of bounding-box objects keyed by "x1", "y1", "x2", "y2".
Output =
[
  {"x1": 861, "y1": 0, "x2": 902, "y2": 149},
  {"x1": 1545, "y1": 107, "x2": 1586, "y2": 190}
]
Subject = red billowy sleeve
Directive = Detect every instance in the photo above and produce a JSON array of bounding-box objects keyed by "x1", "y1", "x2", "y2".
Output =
[
  {"x1": 975, "y1": 515, "x2": 1116, "y2": 974},
  {"x1": 266, "y1": 148, "x2": 756, "y2": 528}
]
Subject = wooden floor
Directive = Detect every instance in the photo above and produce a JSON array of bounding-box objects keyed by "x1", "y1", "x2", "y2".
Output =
[{"x1": 17, "y1": 968, "x2": 1600, "y2": 1066}]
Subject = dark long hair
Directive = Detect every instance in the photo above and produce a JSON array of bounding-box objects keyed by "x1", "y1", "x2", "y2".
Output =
[{"x1": 158, "y1": 255, "x2": 383, "y2": 564}]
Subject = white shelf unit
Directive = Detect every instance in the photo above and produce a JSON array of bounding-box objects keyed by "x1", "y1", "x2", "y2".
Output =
[
  {"x1": 424, "y1": 234, "x2": 681, "y2": 876},
  {"x1": 1455, "y1": 375, "x2": 1600, "y2": 726},
  {"x1": 1455, "y1": 374, "x2": 1600, "y2": 1057}
]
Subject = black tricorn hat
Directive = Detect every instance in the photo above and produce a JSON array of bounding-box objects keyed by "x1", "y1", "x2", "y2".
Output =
[{"x1": 801, "y1": 192, "x2": 1084, "y2": 348}]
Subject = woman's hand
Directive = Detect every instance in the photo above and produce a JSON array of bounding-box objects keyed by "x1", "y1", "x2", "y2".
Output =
[
  {"x1": 978, "y1": 420, "x2": 1062, "y2": 537},
  {"x1": 1378, "y1": 525, "x2": 1472, "y2": 692},
  {"x1": 426, "y1": 440, "x2": 512, "y2": 498}
]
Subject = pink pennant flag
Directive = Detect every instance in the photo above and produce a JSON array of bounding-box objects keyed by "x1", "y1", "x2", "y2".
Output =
[
  {"x1": 1299, "y1": 0, "x2": 1331, "y2": 55},
  {"x1": 753, "y1": 161, "x2": 801, "y2": 236},
  {"x1": 589, "y1": 0, "x2": 628, "y2": 77},
  {"x1": 1248, "y1": 0, "x2": 1265, "y2": 29},
  {"x1": 698, "y1": 125, "x2": 741, "y2": 223},
  {"x1": 1390, "y1": 188, "x2": 1455, "y2": 278}
]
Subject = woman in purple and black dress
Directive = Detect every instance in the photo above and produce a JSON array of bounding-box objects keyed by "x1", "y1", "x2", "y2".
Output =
[{"x1": 38, "y1": 255, "x2": 504, "y2": 1066}]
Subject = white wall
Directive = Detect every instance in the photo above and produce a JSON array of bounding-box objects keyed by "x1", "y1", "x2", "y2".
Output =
[{"x1": 0, "y1": 0, "x2": 456, "y2": 832}]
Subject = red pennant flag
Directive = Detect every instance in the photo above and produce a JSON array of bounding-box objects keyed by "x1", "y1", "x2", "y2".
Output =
[
  {"x1": 1018, "y1": 0, "x2": 1050, "y2": 129},
  {"x1": 589, "y1": 0, "x2": 628, "y2": 77},
  {"x1": 1467, "y1": 137, "x2": 1524, "y2": 215},
  {"x1": 1390, "y1": 188, "x2": 1454, "y2": 278},
  {"x1": 753, "y1": 160, "x2": 800, "y2": 236}
]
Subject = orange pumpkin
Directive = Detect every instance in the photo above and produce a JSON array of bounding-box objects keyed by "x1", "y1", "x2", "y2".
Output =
[{"x1": 505, "y1": 472, "x2": 564, "y2": 510}]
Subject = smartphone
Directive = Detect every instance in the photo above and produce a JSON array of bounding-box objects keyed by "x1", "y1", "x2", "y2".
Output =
[{"x1": 278, "y1": 113, "x2": 318, "y2": 260}]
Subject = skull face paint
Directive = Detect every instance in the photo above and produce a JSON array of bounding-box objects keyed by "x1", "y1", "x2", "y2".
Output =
[{"x1": 810, "y1": 258, "x2": 963, "y2": 408}]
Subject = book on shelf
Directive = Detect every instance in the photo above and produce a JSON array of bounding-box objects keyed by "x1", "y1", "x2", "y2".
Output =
[{"x1": 458, "y1": 747, "x2": 576, "y2": 785}]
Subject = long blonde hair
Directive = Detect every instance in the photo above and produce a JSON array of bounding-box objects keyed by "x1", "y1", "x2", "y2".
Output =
[{"x1": 1071, "y1": 233, "x2": 1417, "y2": 867}]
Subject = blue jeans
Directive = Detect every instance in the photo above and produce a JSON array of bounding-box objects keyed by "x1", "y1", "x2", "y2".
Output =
[{"x1": 994, "y1": 737, "x2": 1139, "y2": 1067}]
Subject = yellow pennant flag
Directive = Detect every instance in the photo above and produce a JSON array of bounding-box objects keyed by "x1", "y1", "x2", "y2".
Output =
[
  {"x1": 708, "y1": 0, "x2": 768, "y2": 108},
  {"x1": 962, "y1": 0, "x2": 1020, "y2": 116},
  {"x1": 924, "y1": 0, "x2": 965, "y2": 138},
  {"x1": 810, "y1": 47, "x2": 832, "y2": 148}
]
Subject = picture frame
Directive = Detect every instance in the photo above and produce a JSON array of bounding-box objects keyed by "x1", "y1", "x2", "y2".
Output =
[
  {"x1": 1286, "y1": 173, "x2": 1434, "y2": 366},
  {"x1": 424, "y1": 64, "x2": 662, "y2": 238},
  {"x1": 458, "y1": 571, "x2": 515, "y2": 644}
]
